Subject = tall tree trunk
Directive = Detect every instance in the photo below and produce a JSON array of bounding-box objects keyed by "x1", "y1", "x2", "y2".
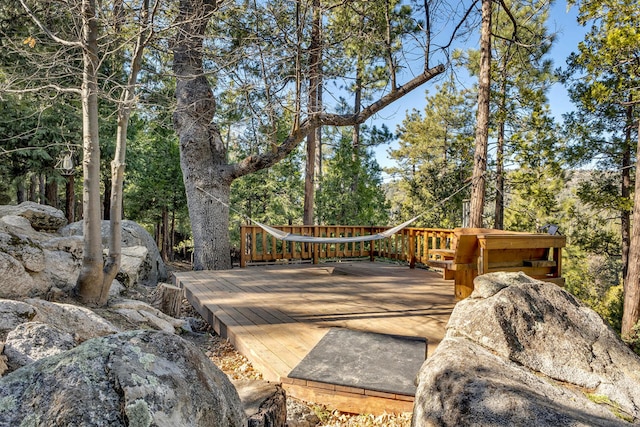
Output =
[
  {"x1": 170, "y1": 208, "x2": 176, "y2": 262},
  {"x1": 303, "y1": 0, "x2": 322, "y2": 226},
  {"x1": 494, "y1": 53, "x2": 508, "y2": 230},
  {"x1": 351, "y1": 61, "x2": 362, "y2": 208},
  {"x1": 304, "y1": 134, "x2": 317, "y2": 225},
  {"x1": 29, "y1": 174, "x2": 37, "y2": 202},
  {"x1": 76, "y1": 0, "x2": 105, "y2": 304},
  {"x1": 622, "y1": 118, "x2": 640, "y2": 339},
  {"x1": 173, "y1": 0, "x2": 231, "y2": 270},
  {"x1": 161, "y1": 206, "x2": 170, "y2": 262},
  {"x1": 315, "y1": 75, "x2": 323, "y2": 222},
  {"x1": 16, "y1": 177, "x2": 25, "y2": 204},
  {"x1": 102, "y1": 0, "x2": 151, "y2": 298},
  {"x1": 46, "y1": 177, "x2": 58, "y2": 208},
  {"x1": 65, "y1": 174, "x2": 75, "y2": 223},
  {"x1": 39, "y1": 173, "x2": 46, "y2": 204},
  {"x1": 469, "y1": 0, "x2": 492, "y2": 229},
  {"x1": 494, "y1": 126, "x2": 504, "y2": 229},
  {"x1": 621, "y1": 102, "x2": 633, "y2": 281}
]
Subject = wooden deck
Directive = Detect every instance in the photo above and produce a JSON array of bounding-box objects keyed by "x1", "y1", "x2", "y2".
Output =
[{"x1": 173, "y1": 262, "x2": 456, "y2": 415}]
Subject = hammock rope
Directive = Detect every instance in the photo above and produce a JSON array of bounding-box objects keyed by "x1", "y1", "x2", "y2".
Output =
[{"x1": 196, "y1": 174, "x2": 479, "y2": 244}]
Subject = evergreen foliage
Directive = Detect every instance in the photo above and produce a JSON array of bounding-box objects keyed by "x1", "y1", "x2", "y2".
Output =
[
  {"x1": 387, "y1": 79, "x2": 475, "y2": 228},
  {"x1": 316, "y1": 125, "x2": 390, "y2": 226}
]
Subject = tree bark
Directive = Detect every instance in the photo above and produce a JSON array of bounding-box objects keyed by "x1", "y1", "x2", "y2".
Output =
[
  {"x1": 65, "y1": 174, "x2": 75, "y2": 223},
  {"x1": 28, "y1": 174, "x2": 37, "y2": 202},
  {"x1": 46, "y1": 177, "x2": 58, "y2": 208},
  {"x1": 622, "y1": 118, "x2": 640, "y2": 339},
  {"x1": 303, "y1": 0, "x2": 322, "y2": 226},
  {"x1": 621, "y1": 102, "x2": 633, "y2": 282},
  {"x1": 173, "y1": 0, "x2": 232, "y2": 270},
  {"x1": 75, "y1": 0, "x2": 105, "y2": 304},
  {"x1": 469, "y1": 0, "x2": 492, "y2": 229},
  {"x1": 161, "y1": 206, "x2": 171, "y2": 262},
  {"x1": 102, "y1": 0, "x2": 151, "y2": 301},
  {"x1": 39, "y1": 173, "x2": 46, "y2": 204},
  {"x1": 151, "y1": 283, "x2": 183, "y2": 318},
  {"x1": 494, "y1": 52, "x2": 508, "y2": 230},
  {"x1": 16, "y1": 178, "x2": 25, "y2": 204}
]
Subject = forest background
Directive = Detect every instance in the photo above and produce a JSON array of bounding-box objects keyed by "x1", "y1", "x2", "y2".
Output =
[{"x1": 0, "y1": 0, "x2": 638, "y2": 335}]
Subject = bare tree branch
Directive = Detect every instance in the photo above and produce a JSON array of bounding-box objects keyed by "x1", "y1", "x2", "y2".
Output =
[
  {"x1": 229, "y1": 64, "x2": 446, "y2": 180},
  {"x1": 19, "y1": 0, "x2": 82, "y2": 48}
]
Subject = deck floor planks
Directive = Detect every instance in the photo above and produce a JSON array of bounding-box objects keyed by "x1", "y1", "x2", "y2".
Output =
[
  {"x1": 185, "y1": 273, "x2": 314, "y2": 373},
  {"x1": 179, "y1": 272, "x2": 302, "y2": 378},
  {"x1": 198, "y1": 269, "x2": 327, "y2": 355},
  {"x1": 174, "y1": 262, "x2": 457, "y2": 413}
]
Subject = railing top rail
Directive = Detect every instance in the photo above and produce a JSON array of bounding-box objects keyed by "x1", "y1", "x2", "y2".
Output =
[{"x1": 240, "y1": 224, "x2": 455, "y2": 233}]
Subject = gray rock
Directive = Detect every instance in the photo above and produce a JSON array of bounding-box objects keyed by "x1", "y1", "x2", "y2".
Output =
[
  {"x1": 0, "y1": 201, "x2": 67, "y2": 232},
  {"x1": 0, "y1": 345, "x2": 7, "y2": 376},
  {"x1": 118, "y1": 245, "x2": 150, "y2": 287},
  {"x1": 413, "y1": 272, "x2": 640, "y2": 426},
  {"x1": 0, "y1": 215, "x2": 36, "y2": 237},
  {"x1": 4, "y1": 322, "x2": 75, "y2": 370},
  {"x1": 0, "y1": 300, "x2": 36, "y2": 339},
  {"x1": 61, "y1": 220, "x2": 167, "y2": 286},
  {"x1": 110, "y1": 299, "x2": 187, "y2": 333},
  {"x1": 109, "y1": 279, "x2": 125, "y2": 297},
  {"x1": 0, "y1": 252, "x2": 43, "y2": 299},
  {"x1": 0, "y1": 232, "x2": 45, "y2": 272},
  {"x1": 33, "y1": 248, "x2": 82, "y2": 292},
  {"x1": 25, "y1": 298, "x2": 120, "y2": 343},
  {"x1": 41, "y1": 235, "x2": 84, "y2": 259},
  {"x1": 0, "y1": 330, "x2": 247, "y2": 426},
  {"x1": 413, "y1": 337, "x2": 628, "y2": 427}
]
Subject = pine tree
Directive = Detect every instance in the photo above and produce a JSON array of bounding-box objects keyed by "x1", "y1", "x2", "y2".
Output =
[{"x1": 388, "y1": 79, "x2": 475, "y2": 228}]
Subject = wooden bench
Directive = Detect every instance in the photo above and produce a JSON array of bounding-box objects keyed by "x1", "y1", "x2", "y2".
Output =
[{"x1": 427, "y1": 228, "x2": 566, "y2": 300}]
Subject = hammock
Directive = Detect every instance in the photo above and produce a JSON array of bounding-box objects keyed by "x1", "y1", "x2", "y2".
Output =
[{"x1": 253, "y1": 215, "x2": 421, "y2": 244}]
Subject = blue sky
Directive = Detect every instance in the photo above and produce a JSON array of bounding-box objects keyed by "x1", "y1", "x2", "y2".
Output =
[{"x1": 370, "y1": 0, "x2": 589, "y2": 173}]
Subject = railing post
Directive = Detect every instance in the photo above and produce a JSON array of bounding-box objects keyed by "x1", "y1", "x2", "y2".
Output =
[
  {"x1": 240, "y1": 225, "x2": 247, "y2": 268},
  {"x1": 313, "y1": 226, "x2": 319, "y2": 264},
  {"x1": 409, "y1": 229, "x2": 416, "y2": 269}
]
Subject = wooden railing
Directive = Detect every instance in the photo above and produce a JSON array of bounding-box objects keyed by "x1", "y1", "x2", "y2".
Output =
[{"x1": 239, "y1": 225, "x2": 455, "y2": 267}]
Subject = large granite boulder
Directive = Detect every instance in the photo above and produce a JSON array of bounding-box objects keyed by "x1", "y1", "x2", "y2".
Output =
[
  {"x1": 0, "y1": 214, "x2": 40, "y2": 238},
  {"x1": 0, "y1": 231, "x2": 45, "y2": 272},
  {"x1": 3, "y1": 322, "x2": 75, "y2": 370},
  {"x1": 0, "y1": 201, "x2": 67, "y2": 232},
  {"x1": 61, "y1": 220, "x2": 168, "y2": 286},
  {"x1": 0, "y1": 330, "x2": 247, "y2": 426},
  {"x1": 0, "y1": 252, "x2": 43, "y2": 299},
  {"x1": 0, "y1": 202, "x2": 167, "y2": 297},
  {"x1": 413, "y1": 272, "x2": 640, "y2": 427},
  {"x1": 25, "y1": 298, "x2": 120, "y2": 343},
  {"x1": 109, "y1": 299, "x2": 187, "y2": 334},
  {"x1": 0, "y1": 300, "x2": 37, "y2": 340}
]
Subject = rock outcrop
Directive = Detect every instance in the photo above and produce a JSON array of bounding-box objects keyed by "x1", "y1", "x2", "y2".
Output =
[
  {"x1": 61, "y1": 219, "x2": 168, "y2": 286},
  {"x1": 4, "y1": 322, "x2": 75, "y2": 370},
  {"x1": 0, "y1": 202, "x2": 167, "y2": 298},
  {"x1": 0, "y1": 201, "x2": 67, "y2": 232},
  {"x1": 0, "y1": 299, "x2": 37, "y2": 340},
  {"x1": 413, "y1": 272, "x2": 640, "y2": 426},
  {"x1": 0, "y1": 330, "x2": 247, "y2": 426},
  {"x1": 25, "y1": 298, "x2": 120, "y2": 343}
]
